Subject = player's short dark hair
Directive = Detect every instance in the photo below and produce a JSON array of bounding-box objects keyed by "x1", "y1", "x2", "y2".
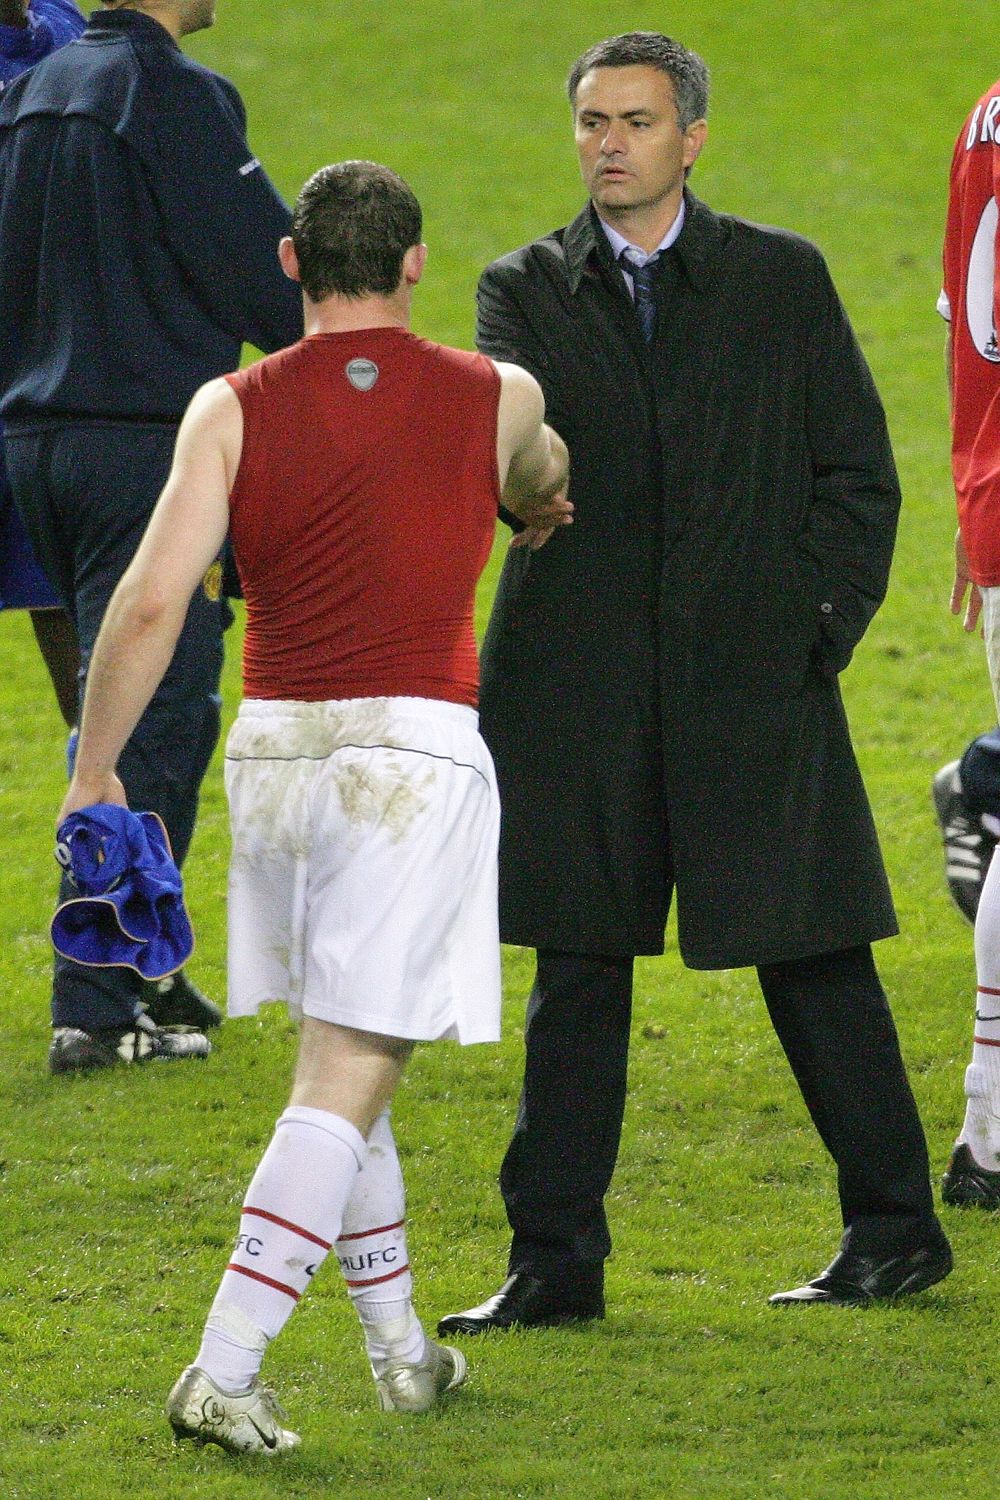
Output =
[
  {"x1": 567, "y1": 32, "x2": 709, "y2": 127},
  {"x1": 290, "y1": 161, "x2": 423, "y2": 301}
]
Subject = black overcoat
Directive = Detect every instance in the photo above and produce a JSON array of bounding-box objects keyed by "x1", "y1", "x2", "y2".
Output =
[{"x1": 477, "y1": 193, "x2": 900, "y2": 968}]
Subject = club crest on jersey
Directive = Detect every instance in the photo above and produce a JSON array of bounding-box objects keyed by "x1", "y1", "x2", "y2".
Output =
[
  {"x1": 202, "y1": 560, "x2": 223, "y2": 601},
  {"x1": 346, "y1": 358, "x2": 379, "y2": 391}
]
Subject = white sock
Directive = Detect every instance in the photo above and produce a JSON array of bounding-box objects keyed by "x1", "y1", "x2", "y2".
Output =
[
  {"x1": 195, "y1": 1105, "x2": 366, "y2": 1393},
  {"x1": 335, "y1": 1110, "x2": 427, "y2": 1372},
  {"x1": 959, "y1": 852, "x2": 1000, "y2": 1167}
]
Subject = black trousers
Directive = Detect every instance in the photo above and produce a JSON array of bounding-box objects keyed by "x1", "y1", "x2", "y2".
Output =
[
  {"x1": 501, "y1": 945, "x2": 938, "y2": 1281},
  {"x1": 8, "y1": 423, "x2": 225, "y2": 1031}
]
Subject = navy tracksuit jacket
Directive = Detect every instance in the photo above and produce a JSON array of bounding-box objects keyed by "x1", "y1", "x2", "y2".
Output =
[{"x1": 0, "y1": 0, "x2": 86, "y2": 609}]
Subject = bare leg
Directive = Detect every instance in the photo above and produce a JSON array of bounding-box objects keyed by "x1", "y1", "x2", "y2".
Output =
[{"x1": 289, "y1": 1017, "x2": 414, "y2": 1132}]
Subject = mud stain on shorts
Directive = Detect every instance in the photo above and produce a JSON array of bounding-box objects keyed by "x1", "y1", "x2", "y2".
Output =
[
  {"x1": 335, "y1": 753, "x2": 435, "y2": 842},
  {"x1": 229, "y1": 699, "x2": 440, "y2": 850},
  {"x1": 230, "y1": 699, "x2": 406, "y2": 764},
  {"x1": 231, "y1": 758, "x2": 314, "y2": 861}
]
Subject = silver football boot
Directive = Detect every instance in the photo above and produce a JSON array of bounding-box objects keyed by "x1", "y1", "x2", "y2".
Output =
[
  {"x1": 373, "y1": 1339, "x2": 467, "y2": 1414},
  {"x1": 166, "y1": 1365, "x2": 300, "y2": 1454}
]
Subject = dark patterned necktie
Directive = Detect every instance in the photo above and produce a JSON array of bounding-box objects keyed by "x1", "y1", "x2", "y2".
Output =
[{"x1": 622, "y1": 251, "x2": 659, "y2": 342}]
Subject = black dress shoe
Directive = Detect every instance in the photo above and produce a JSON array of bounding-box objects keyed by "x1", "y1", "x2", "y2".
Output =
[
  {"x1": 436, "y1": 1271, "x2": 605, "y2": 1335},
  {"x1": 769, "y1": 1237, "x2": 953, "y2": 1305}
]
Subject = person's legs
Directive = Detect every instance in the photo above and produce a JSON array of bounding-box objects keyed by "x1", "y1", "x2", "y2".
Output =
[
  {"x1": 170, "y1": 1020, "x2": 428, "y2": 1451},
  {"x1": 8, "y1": 425, "x2": 223, "y2": 1052},
  {"x1": 757, "y1": 945, "x2": 938, "y2": 1243},
  {"x1": 947, "y1": 850, "x2": 1000, "y2": 1176},
  {"x1": 758, "y1": 945, "x2": 950, "y2": 1303},
  {"x1": 943, "y1": 736, "x2": 1000, "y2": 1202},
  {"x1": 334, "y1": 1108, "x2": 454, "y2": 1412},
  {"x1": 196, "y1": 1021, "x2": 410, "y2": 1386},
  {"x1": 438, "y1": 949, "x2": 631, "y2": 1335},
  {"x1": 10, "y1": 427, "x2": 144, "y2": 1037},
  {"x1": 501, "y1": 949, "x2": 634, "y2": 1280},
  {"x1": 171, "y1": 1019, "x2": 468, "y2": 1450},
  {"x1": 213, "y1": 698, "x2": 500, "y2": 1399},
  {"x1": 942, "y1": 588, "x2": 1000, "y2": 1199}
]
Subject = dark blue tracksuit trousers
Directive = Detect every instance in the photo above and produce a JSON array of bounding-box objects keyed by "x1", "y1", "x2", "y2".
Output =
[{"x1": 7, "y1": 420, "x2": 225, "y2": 1030}]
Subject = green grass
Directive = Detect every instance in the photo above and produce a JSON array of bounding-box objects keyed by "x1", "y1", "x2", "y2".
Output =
[{"x1": 2, "y1": 1, "x2": 1000, "y2": 1495}]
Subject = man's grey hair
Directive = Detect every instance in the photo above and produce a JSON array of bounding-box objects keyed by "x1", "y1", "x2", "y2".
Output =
[{"x1": 567, "y1": 32, "x2": 709, "y2": 127}]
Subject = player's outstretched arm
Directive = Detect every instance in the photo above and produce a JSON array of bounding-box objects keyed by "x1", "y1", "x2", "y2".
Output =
[
  {"x1": 494, "y1": 361, "x2": 571, "y2": 549},
  {"x1": 58, "y1": 379, "x2": 242, "y2": 821}
]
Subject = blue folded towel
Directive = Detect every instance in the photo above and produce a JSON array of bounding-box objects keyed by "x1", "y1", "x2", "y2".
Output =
[{"x1": 51, "y1": 804, "x2": 194, "y2": 980}]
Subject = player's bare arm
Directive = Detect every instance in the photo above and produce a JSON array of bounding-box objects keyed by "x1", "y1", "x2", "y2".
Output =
[
  {"x1": 494, "y1": 360, "x2": 571, "y2": 548},
  {"x1": 59, "y1": 378, "x2": 242, "y2": 821}
]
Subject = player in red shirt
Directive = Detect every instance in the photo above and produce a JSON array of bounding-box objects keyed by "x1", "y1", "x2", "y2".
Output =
[
  {"x1": 939, "y1": 78, "x2": 1000, "y2": 1208},
  {"x1": 58, "y1": 160, "x2": 570, "y2": 1454}
]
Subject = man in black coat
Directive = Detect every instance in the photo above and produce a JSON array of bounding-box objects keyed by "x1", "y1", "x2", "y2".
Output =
[{"x1": 438, "y1": 31, "x2": 950, "y2": 1331}]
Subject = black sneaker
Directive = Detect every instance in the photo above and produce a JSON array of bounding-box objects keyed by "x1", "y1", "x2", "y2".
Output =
[
  {"x1": 932, "y1": 760, "x2": 998, "y2": 923},
  {"x1": 48, "y1": 1013, "x2": 211, "y2": 1074},
  {"x1": 143, "y1": 971, "x2": 222, "y2": 1029},
  {"x1": 941, "y1": 1142, "x2": 1000, "y2": 1209}
]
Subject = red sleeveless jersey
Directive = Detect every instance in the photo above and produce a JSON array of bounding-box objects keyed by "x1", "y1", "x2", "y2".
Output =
[
  {"x1": 225, "y1": 328, "x2": 501, "y2": 706},
  {"x1": 943, "y1": 79, "x2": 1000, "y2": 584}
]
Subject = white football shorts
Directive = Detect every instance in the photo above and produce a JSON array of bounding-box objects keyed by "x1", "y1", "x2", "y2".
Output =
[
  {"x1": 983, "y1": 586, "x2": 1000, "y2": 721},
  {"x1": 224, "y1": 695, "x2": 501, "y2": 1044}
]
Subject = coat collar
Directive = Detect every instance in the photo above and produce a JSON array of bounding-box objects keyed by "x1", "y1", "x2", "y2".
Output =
[{"x1": 563, "y1": 189, "x2": 728, "y2": 295}]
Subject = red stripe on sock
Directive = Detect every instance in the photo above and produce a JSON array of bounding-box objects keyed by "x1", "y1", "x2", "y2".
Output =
[
  {"x1": 243, "y1": 1205, "x2": 332, "y2": 1250},
  {"x1": 343, "y1": 1262, "x2": 410, "y2": 1289},
  {"x1": 226, "y1": 1263, "x2": 301, "y2": 1301},
  {"x1": 974, "y1": 1035, "x2": 1000, "y2": 1048},
  {"x1": 978, "y1": 986, "x2": 1000, "y2": 996},
  {"x1": 337, "y1": 1219, "x2": 405, "y2": 1244}
]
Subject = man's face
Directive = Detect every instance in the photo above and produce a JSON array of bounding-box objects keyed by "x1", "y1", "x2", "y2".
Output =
[{"x1": 573, "y1": 64, "x2": 706, "y2": 219}]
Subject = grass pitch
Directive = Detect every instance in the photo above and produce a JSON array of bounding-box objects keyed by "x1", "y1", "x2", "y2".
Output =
[{"x1": 2, "y1": 2, "x2": 999, "y2": 1496}]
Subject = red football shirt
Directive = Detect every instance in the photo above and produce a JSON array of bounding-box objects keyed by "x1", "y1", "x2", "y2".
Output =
[
  {"x1": 942, "y1": 79, "x2": 1000, "y2": 585},
  {"x1": 225, "y1": 327, "x2": 501, "y2": 707}
]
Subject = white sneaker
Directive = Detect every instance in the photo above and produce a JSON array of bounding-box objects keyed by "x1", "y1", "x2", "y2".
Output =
[
  {"x1": 373, "y1": 1339, "x2": 467, "y2": 1414},
  {"x1": 166, "y1": 1365, "x2": 300, "y2": 1454}
]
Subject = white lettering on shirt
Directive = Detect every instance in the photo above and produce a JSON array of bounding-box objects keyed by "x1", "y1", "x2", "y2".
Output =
[{"x1": 982, "y1": 99, "x2": 1000, "y2": 145}]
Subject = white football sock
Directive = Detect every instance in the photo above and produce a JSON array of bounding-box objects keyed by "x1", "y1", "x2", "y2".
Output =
[
  {"x1": 335, "y1": 1110, "x2": 427, "y2": 1372},
  {"x1": 959, "y1": 851, "x2": 1000, "y2": 1167},
  {"x1": 195, "y1": 1105, "x2": 366, "y2": 1393}
]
